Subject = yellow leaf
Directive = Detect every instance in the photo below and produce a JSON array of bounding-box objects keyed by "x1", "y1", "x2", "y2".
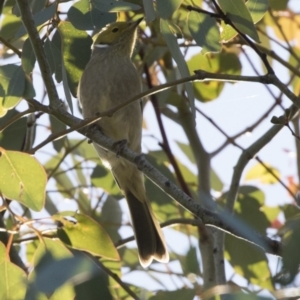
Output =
[{"x1": 245, "y1": 163, "x2": 280, "y2": 184}]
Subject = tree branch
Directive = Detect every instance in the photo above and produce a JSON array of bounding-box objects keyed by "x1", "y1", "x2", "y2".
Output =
[
  {"x1": 84, "y1": 125, "x2": 282, "y2": 256},
  {"x1": 25, "y1": 72, "x2": 288, "y2": 257},
  {"x1": 16, "y1": 0, "x2": 61, "y2": 108},
  {"x1": 226, "y1": 104, "x2": 299, "y2": 212}
]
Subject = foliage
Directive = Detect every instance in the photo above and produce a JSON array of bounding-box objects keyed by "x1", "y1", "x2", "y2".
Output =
[{"x1": 0, "y1": 0, "x2": 300, "y2": 299}]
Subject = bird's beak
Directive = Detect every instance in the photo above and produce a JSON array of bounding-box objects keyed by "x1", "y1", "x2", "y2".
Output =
[{"x1": 135, "y1": 17, "x2": 144, "y2": 26}]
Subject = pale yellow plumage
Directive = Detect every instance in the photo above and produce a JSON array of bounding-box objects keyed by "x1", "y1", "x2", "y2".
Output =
[{"x1": 78, "y1": 18, "x2": 169, "y2": 267}]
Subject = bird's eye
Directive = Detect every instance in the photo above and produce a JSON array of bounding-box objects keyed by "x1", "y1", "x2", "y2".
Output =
[{"x1": 112, "y1": 28, "x2": 119, "y2": 33}]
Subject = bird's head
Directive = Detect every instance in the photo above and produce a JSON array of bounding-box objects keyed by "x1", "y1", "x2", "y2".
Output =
[{"x1": 93, "y1": 17, "x2": 143, "y2": 57}]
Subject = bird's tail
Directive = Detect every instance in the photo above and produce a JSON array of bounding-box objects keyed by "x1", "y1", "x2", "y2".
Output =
[
  {"x1": 125, "y1": 190, "x2": 169, "y2": 268},
  {"x1": 109, "y1": 158, "x2": 168, "y2": 267}
]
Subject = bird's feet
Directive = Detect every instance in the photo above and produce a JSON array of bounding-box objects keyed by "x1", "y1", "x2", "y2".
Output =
[
  {"x1": 112, "y1": 139, "x2": 127, "y2": 157},
  {"x1": 87, "y1": 123, "x2": 102, "y2": 144}
]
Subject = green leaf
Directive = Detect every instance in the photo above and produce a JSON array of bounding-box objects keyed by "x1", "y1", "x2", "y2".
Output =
[
  {"x1": 69, "y1": 139, "x2": 99, "y2": 162},
  {"x1": 157, "y1": 0, "x2": 183, "y2": 19},
  {"x1": 170, "y1": 3, "x2": 193, "y2": 39},
  {"x1": 0, "y1": 10, "x2": 22, "y2": 40},
  {"x1": 183, "y1": 247, "x2": 200, "y2": 275},
  {"x1": 46, "y1": 163, "x2": 85, "y2": 209},
  {"x1": 288, "y1": 48, "x2": 300, "y2": 95},
  {"x1": 234, "y1": 186, "x2": 269, "y2": 233},
  {"x1": 0, "y1": 242, "x2": 27, "y2": 299},
  {"x1": 281, "y1": 204, "x2": 300, "y2": 220},
  {"x1": 71, "y1": 155, "x2": 88, "y2": 187},
  {"x1": 269, "y1": 0, "x2": 288, "y2": 11},
  {"x1": 218, "y1": 0, "x2": 260, "y2": 42},
  {"x1": 210, "y1": 168, "x2": 224, "y2": 192},
  {"x1": 160, "y1": 19, "x2": 195, "y2": 114},
  {"x1": 6, "y1": 67, "x2": 25, "y2": 107},
  {"x1": 77, "y1": 189, "x2": 92, "y2": 214},
  {"x1": 145, "y1": 152, "x2": 181, "y2": 220},
  {"x1": 26, "y1": 238, "x2": 75, "y2": 298},
  {"x1": 176, "y1": 140, "x2": 195, "y2": 163},
  {"x1": 175, "y1": 141, "x2": 223, "y2": 191},
  {"x1": 53, "y1": 212, "x2": 120, "y2": 260},
  {"x1": 0, "y1": 109, "x2": 27, "y2": 150},
  {"x1": 33, "y1": 237, "x2": 73, "y2": 261},
  {"x1": 187, "y1": 51, "x2": 241, "y2": 102},
  {"x1": 0, "y1": 148, "x2": 46, "y2": 211},
  {"x1": 260, "y1": 206, "x2": 281, "y2": 224},
  {"x1": 246, "y1": 0, "x2": 268, "y2": 24},
  {"x1": 26, "y1": 240, "x2": 39, "y2": 265},
  {"x1": 144, "y1": 45, "x2": 168, "y2": 67},
  {"x1": 175, "y1": 159, "x2": 198, "y2": 191},
  {"x1": 91, "y1": 165, "x2": 122, "y2": 198},
  {"x1": 68, "y1": 0, "x2": 116, "y2": 30},
  {"x1": 34, "y1": 252, "x2": 99, "y2": 294},
  {"x1": 47, "y1": 283, "x2": 74, "y2": 300},
  {"x1": 49, "y1": 115, "x2": 67, "y2": 152},
  {"x1": 280, "y1": 218, "x2": 300, "y2": 284},
  {"x1": 245, "y1": 163, "x2": 280, "y2": 184},
  {"x1": 58, "y1": 21, "x2": 92, "y2": 97},
  {"x1": 44, "y1": 194, "x2": 59, "y2": 215},
  {"x1": 97, "y1": 196, "x2": 122, "y2": 242},
  {"x1": 147, "y1": 149, "x2": 169, "y2": 164},
  {"x1": 12, "y1": 0, "x2": 47, "y2": 16},
  {"x1": 0, "y1": 65, "x2": 25, "y2": 110},
  {"x1": 142, "y1": 0, "x2": 156, "y2": 22},
  {"x1": 122, "y1": 248, "x2": 140, "y2": 268},
  {"x1": 0, "y1": 65, "x2": 34, "y2": 112},
  {"x1": 217, "y1": 294, "x2": 272, "y2": 300},
  {"x1": 225, "y1": 235, "x2": 273, "y2": 290},
  {"x1": 149, "y1": 289, "x2": 195, "y2": 300},
  {"x1": 22, "y1": 38, "x2": 36, "y2": 74},
  {"x1": 74, "y1": 270, "x2": 113, "y2": 300},
  {"x1": 23, "y1": 75, "x2": 36, "y2": 99},
  {"x1": 92, "y1": 0, "x2": 141, "y2": 12},
  {"x1": 188, "y1": 11, "x2": 221, "y2": 53},
  {"x1": 16, "y1": 3, "x2": 57, "y2": 38},
  {"x1": 220, "y1": 21, "x2": 238, "y2": 42},
  {"x1": 44, "y1": 33, "x2": 63, "y2": 83},
  {"x1": 62, "y1": 60, "x2": 74, "y2": 113}
]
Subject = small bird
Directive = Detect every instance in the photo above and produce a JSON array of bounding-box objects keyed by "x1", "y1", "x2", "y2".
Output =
[{"x1": 78, "y1": 18, "x2": 169, "y2": 267}]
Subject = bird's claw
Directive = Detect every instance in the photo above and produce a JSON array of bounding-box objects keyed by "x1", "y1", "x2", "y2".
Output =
[
  {"x1": 113, "y1": 139, "x2": 127, "y2": 157},
  {"x1": 87, "y1": 123, "x2": 102, "y2": 143}
]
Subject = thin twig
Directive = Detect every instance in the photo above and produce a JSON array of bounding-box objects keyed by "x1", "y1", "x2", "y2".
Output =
[
  {"x1": 143, "y1": 63, "x2": 192, "y2": 197},
  {"x1": 98, "y1": 261, "x2": 140, "y2": 300},
  {"x1": 257, "y1": 156, "x2": 296, "y2": 199},
  {"x1": 46, "y1": 139, "x2": 85, "y2": 179},
  {"x1": 0, "y1": 36, "x2": 22, "y2": 57},
  {"x1": 0, "y1": 108, "x2": 36, "y2": 132}
]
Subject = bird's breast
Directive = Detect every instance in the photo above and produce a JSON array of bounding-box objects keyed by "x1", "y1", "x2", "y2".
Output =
[{"x1": 79, "y1": 54, "x2": 141, "y2": 114}]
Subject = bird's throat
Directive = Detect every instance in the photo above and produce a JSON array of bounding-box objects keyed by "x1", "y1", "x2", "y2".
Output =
[{"x1": 93, "y1": 44, "x2": 110, "y2": 49}]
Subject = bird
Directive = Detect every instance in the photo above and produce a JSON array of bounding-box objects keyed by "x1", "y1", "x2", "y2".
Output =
[{"x1": 78, "y1": 18, "x2": 169, "y2": 268}]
